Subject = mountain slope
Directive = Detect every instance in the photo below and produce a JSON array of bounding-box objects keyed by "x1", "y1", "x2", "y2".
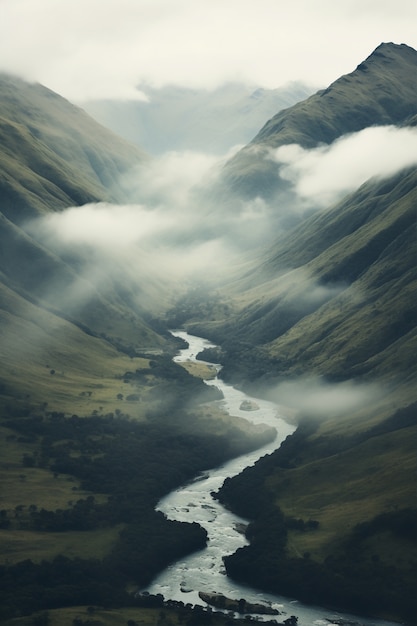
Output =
[
  {"x1": 0, "y1": 73, "x2": 148, "y2": 223},
  {"x1": 222, "y1": 42, "x2": 417, "y2": 198},
  {"x1": 180, "y1": 44, "x2": 417, "y2": 623},
  {"x1": 0, "y1": 75, "x2": 170, "y2": 411},
  {"x1": 201, "y1": 168, "x2": 416, "y2": 384}
]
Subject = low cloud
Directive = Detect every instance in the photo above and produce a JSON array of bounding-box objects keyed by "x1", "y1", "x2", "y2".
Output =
[
  {"x1": 270, "y1": 125, "x2": 417, "y2": 208},
  {"x1": 266, "y1": 377, "x2": 381, "y2": 418},
  {"x1": 1, "y1": 0, "x2": 416, "y2": 101},
  {"x1": 27, "y1": 147, "x2": 266, "y2": 313},
  {"x1": 38, "y1": 203, "x2": 177, "y2": 250}
]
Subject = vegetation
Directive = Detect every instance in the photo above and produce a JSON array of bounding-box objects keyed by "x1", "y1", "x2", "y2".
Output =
[
  {"x1": 0, "y1": 73, "x2": 147, "y2": 222},
  {"x1": 0, "y1": 600, "x2": 299, "y2": 626},
  {"x1": 216, "y1": 412, "x2": 417, "y2": 623},
  {"x1": 0, "y1": 347, "x2": 276, "y2": 621}
]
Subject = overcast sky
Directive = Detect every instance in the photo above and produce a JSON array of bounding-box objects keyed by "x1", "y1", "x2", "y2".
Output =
[{"x1": 1, "y1": 0, "x2": 416, "y2": 101}]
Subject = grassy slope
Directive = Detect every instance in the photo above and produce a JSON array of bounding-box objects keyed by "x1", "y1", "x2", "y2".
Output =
[
  {"x1": 269, "y1": 413, "x2": 416, "y2": 560},
  {"x1": 0, "y1": 212, "x2": 167, "y2": 350},
  {"x1": 193, "y1": 169, "x2": 416, "y2": 383},
  {"x1": 0, "y1": 73, "x2": 148, "y2": 222},
  {"x1": 0, "y1": 282, "x2": 152, "y2": 416}
]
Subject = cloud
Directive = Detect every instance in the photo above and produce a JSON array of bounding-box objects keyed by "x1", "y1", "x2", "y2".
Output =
[
  {"x1": 26, "y1": 148, "x2": 257, "y2": 307},
  {"x1": 270, "y1": 126, "x2": 417, "y2": 207},
  {"x1": 126, "y1": 150, "x2": 223, "y2": 208},
  {"x1": 266, "y1": 377, "x2": 381, "y2": 418},
  {"x1": 0, "y1": 0, "x2": 416, "y2": 100}
]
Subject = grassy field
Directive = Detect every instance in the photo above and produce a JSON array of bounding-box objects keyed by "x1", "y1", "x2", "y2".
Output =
[
  {"x1": 0, "y1": 421, "x2": 121, "y2": 565},
  {"x1": 1, "y1": 605, "x2": 177, "y2": 626}
]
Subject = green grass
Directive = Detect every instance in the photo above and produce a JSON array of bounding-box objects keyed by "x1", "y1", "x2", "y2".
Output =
[
  {"x1": 0, "y1": 72, "x2": 148, "y2": 222},
  {"x1": 177, "y1": 359, "x2": 218, "y2": 379},
  {"x1": 0, "y1": 422, "x2": 121, "y2": 565},
  {"x1": 1, "y1": 605, "x2": 175, "y2": 626},
  {"x1": 223, "y1": 43, "x2": 417, "y2": 198},
  {"x1": 268, "y1": 426, "x2": 417, "y2": 563}
]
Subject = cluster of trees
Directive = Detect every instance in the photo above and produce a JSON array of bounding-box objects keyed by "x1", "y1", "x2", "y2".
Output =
[
  {"x1": 0, "y1": 371, "x2": 277, "y2": 621},
  {"x1": 216, "y1": 416, "x2": 417, "y2": 623}
]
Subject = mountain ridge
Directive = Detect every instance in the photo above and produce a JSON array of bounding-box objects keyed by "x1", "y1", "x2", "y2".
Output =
[{"x1": 222, "y1": 42, "x2": 417, "y2": 198}]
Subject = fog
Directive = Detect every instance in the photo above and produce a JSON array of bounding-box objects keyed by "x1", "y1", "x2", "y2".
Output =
[
  {"x1": 28, "y1": 145, "x2": 274, "y2": 309},
  {"x1": 265, "y1": 377, "x2": 382, "y2": 418},
  {"x1": 270, "y1": 125, "x2": 417, "y2": 208},
  {"x1": 1, "y1": 0, "x2": 416, "y2": 102},
  {"x1": 27, "y1": 120, "x2": 417, "y2": 318}
]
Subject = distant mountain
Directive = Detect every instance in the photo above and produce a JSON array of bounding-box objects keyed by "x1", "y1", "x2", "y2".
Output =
[
  {"x1": 81, "y1": 81, "x2": 313, "y2": 155},
  {"x1": 222, "y1": 42, "x2": 417, "y2": 198}
]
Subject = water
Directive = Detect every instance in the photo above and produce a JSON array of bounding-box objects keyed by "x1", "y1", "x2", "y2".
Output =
[{"x1": 144, "y1": 331, "x2": 399, "y2": 626}]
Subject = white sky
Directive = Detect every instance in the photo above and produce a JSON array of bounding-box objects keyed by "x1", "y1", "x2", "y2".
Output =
[{"x1": 0, "y1": 0, "x2": 416, "y2": 101}]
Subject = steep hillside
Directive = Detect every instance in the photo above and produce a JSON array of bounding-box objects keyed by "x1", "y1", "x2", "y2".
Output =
[
  {"x1": 0, "y1": 75, "x2": 171, "y2": 410},
  {"x1": 179, "y1": 44, "x2": 417, "y2": 624},
  {"x1": 222, "y1": 42, "x2": 417, "y2": 198},
  {"x1": 197, "y1": 168, "x2": 416, "y2": 385},
  {"x1": 0, "y1": 73, "x2": 148, "y2": 223}
]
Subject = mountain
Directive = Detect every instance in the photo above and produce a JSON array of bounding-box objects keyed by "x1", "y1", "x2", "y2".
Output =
[
  {"x1": 0, "y1": 73, "x2": 149, "y2": 223},
  {"x1": 222, "y1": 42, "x2": 417, "y2": 198},
  {"x1": 81, "y1": 81, "x2": 313, "y2": 155},
  {"x1": 180, "y1": 43, "x2": 417, "y2": 623},
  {"x1": 197, "y1": 168, "x2": 416, "y2": 384}
]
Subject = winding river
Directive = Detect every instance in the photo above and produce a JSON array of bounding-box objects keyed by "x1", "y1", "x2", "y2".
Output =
[{"x1": 144, "y1": 331, "x2": 399, "y2": 626}]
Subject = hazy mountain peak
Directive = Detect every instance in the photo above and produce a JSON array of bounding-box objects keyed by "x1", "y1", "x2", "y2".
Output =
[{"x1": 222, "y1": 42, "x2": 417, "y2": 198}]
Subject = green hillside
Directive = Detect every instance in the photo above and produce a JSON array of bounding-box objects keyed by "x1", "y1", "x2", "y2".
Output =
[
  {"x1": 179, "y1": 44, "x2": 417, "y2": 624},
  {"x1": 197, "y1": 168, "x2": 416, "y2": 384},
  {"x1": 0, "y1": 73, "x2": 147, "y2": 222}
]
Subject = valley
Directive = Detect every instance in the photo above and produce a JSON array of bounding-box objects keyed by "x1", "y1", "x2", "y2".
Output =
[{"x1": 0, "y1": 41, "x2": 416, "y2": 626}]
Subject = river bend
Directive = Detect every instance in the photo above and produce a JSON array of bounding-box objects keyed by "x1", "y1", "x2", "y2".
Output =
[{"x1": 144, "y1": 331, "x2": 398, "y2": 626}]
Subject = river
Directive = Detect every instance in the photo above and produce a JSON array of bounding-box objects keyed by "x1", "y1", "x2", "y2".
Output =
[{"x1": 144, "y1": 330, "x2": 399, "y2": 626}]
